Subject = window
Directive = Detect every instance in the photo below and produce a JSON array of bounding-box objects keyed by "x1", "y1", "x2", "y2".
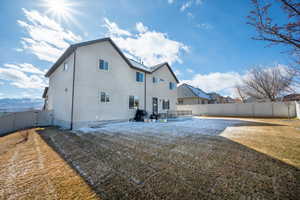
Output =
[
  {"x1": 136, "y1": 72, "x2": 144, "y2": 82},
  {"x1": 99, "y1": 59, "x2": 109, "y2": 70},
  {"x1": 169, "y1": 82, "x2": 176, "y2": 90},
  {"x1": 63, "y1": 62, "x2": 68, "y2": 71},
  {"x1": 178, "y1": 99, "x2": 183, "y2": 105},
  {"x1": 160, "y1": 78, "x2": 165, "y2": 82},
  {"x1": 129, "y1": 96, "x2": 139, "y2": 109},
  {"x1": 100, "y1": 92, "x2": 110, "y2": 103},
  {"x1": 152, "y1": 76, "x2": 159, "y2": 83},
  {"x1": 163, "y1": 100, "x2": 170, "y2": 110}
]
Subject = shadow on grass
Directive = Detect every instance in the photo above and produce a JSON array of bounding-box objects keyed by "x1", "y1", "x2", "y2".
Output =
[{"x1": 37, "y1": 122, "x2": 299, "y2": 200}]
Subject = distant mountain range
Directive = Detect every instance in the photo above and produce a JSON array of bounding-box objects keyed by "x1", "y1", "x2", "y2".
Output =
[{"x1": 0, "y1": 98, "x2": 44, "y2": 112}]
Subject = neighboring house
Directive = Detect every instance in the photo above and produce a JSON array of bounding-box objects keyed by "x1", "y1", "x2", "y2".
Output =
[
  {"x1": 223, "y1": 96, "x2": 236, "y2": 103},
  {"x1": 283, "y1": 93, "x2": 300, "y2": 101},
  {"x1": 177, "y1": 83, "x2": 211, "y2": 105},
  {"x1": 43, "y1": 37, "x2": 179, "y2": 129},
  {"x1": 245, "y1": 97, "x2": 270, "y2": 103},
  {"x1": 207, "y1": 92, "x2": 224, "y2": 104}
]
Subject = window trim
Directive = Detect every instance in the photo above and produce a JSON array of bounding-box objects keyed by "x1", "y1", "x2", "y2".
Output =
[
  {"x1": 99, "y1": 59, "x2": 109, "y2": 71},
  {"x1": 100, "y1": 91, "x2": 110, "y2": 103},
  {"x1": 129, "y1": 95, "x2": 139, "y2": 109},
  {"x1": 169, "y1": 82, "x2": 176, "y2": 90},
  {"x1": 63, "y1": 62, "x2": 68, "y2": 71},
  {"x1": 136, "y1": 72, "x2": 144, "y2": 82},
  {"x1": 162, "y1": 99, "x2": 170, "y2": 110}
]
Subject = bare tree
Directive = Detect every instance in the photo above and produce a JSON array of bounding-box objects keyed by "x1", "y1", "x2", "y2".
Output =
[
  {"x1": 241, "y1": 67, "x2": 295, "y2": 101},
  {"x1": 247, "y1": 0, "x2": 300, "y2": 64},
  {"x1": 235, "y1": 84, "x2": 248, "y2": 103}
]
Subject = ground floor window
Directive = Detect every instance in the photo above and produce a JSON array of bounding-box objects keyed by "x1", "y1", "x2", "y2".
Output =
[
  {"x1": 178, "y1": 99, "x2": 183, "y2": 105},
  {"x1": 162, "y1": 100, "x2": 170, "y2": 110},
  {"x1": 129, "y1": 96, "x2": 139, "y2": 109},
  {"x1": 100, "y1": 92, "x2": 110, "y2": 103}
]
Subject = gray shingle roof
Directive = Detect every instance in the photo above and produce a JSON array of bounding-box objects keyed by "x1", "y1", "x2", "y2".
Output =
[{"x1": 178, "y1": 83, "x2": 211, "y2": 99}]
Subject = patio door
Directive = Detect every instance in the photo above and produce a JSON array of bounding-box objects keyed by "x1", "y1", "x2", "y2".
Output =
[{"x1": 152, "y1": 97, "x2": 158, "y2": 114}]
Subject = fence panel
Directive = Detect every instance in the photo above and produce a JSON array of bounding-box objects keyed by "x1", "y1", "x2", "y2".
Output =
[
  {"x1": 0, "y1": 110, "x2": 53, "y2": 136},
  {"x1": 177, "y1": 101, "x2": 297, "y2": 118}
]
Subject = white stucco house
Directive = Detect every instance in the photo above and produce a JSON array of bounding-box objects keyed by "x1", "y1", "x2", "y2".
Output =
[{"x1": 43, "y1": 37, "x2": 179, "y2": 129}]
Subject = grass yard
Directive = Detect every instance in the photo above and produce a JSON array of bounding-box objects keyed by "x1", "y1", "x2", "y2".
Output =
[
  {"x1": 0, "y1": 117, "x2": 299, "y2": 199},
  {"x1": 0, "y1": 129, "x2": 99, "y2": 200}
]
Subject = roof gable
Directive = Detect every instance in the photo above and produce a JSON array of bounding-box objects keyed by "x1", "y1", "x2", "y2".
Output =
[
  {"x1": 45, "y1": 37, "x2": 179, "y2": 83},
  {"x1": 178, "y1": 84, "x2": 210, "y2": 99}
]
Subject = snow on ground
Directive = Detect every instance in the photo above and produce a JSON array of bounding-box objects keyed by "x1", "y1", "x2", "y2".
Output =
[{"x1": 76, "y1": 117, "x2": 244, "y2": 137}]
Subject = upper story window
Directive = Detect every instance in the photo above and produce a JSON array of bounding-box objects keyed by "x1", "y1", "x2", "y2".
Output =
[
  {"x1": 100, "y1": 92, "x2": 110, "y2": 103},
  {"x1": 129, "y1": 95, "x2": 139, "y2": 109},
  {"x1": 152, "y1": 77, "x2": 159, "y2": 83},
  {"x1": 136, "y1": 72, "x2": 144, "y2": 82},
  {"x1": 63, "y1": 62, "x2": 68, "y2": 71},
  {"x1": 169, "y1": 82, "x2": 176, "y2": 90},
  {"x1": 99, "y1": 59, "x2": 109, "y2": 71}
]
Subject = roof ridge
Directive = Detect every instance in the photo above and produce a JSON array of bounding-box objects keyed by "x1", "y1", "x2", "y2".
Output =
[{"x1": 45, "y1": 37, "x2": 179, "y2": 83}]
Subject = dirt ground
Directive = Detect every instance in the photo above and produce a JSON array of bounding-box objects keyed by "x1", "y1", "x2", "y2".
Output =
[
  {"x1": 0, "y1": 129, "x2": 99, "y2": 200},
  {"x1": 1, "y1": 117, "x2": 299, "y2": 199},
  {"x1": 37, "y1": 117, "x2": 300, "y2": 200}
]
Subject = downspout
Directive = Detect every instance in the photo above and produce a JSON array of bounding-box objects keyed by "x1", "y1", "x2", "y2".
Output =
[
  {"x1": 144, "y1": 72, "x2": 147, "y2": 111},
  {"x1": 70, "y1": 49, "x2": 77, "y2": 130}
]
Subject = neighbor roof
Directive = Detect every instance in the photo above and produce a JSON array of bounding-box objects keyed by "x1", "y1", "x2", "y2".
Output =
[
  {"x1": 178, "y1": 83, "x2": 211, "y2": 99},
  {"x1": 45, "y1": 37, "x2": 179, "y2": 83}
]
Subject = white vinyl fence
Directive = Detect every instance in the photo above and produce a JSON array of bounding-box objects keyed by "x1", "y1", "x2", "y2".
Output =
[
  {"x1": 177, "y1": 101, "x2": 297, "y2": 118},
  {"x1": 296, "y1": 102, "x2": 300, "y2": 119},
  {"x1": 0, "y1": 110, "x2": 53, "y2": 136}
]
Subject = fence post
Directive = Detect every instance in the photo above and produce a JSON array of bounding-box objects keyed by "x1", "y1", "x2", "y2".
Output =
[
  {"x1": 272, "y1": 102, "x2": 274, "y2": 117},
  {"x1": 12, "y1": 113, "x2": 16, "y2": 132}
]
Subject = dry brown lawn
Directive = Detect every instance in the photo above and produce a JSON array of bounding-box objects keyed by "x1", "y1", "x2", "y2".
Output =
[
  {"x1": 0, "y1": 129, "x2": 99, "y2": 200},
  {"x1": 0, "y1": 117, "x2": 299, "y2": 199}
]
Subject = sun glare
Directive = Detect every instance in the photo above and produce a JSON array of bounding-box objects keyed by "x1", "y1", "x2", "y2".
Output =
[{"x1": 40, "y1": 0, "x2": 80, "y2": 23}]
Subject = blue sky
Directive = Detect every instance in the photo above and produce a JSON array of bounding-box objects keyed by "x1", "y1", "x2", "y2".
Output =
[{"x1": 0, "y1": 0, "x2": 291, "y2": 99}]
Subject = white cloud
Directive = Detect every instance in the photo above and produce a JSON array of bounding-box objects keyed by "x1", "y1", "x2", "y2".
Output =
[
  {"x1": 196, "y1": 23, "x2": 213, "y2": 30},
  {"x1": 136, "y1": 22, "x2": 148, "y2": 33},
  {"x1": 186, "y1": 68, "x2": 194, "y2": 73},
  {"x1": 187, "y1": 12, "x2": 194, "y2": 18},
  {"x1": 174, "y1": 70, "x2": 182, "y2": 76},
  {"x1": 181, "y1": 72, "x2": 243, "y2": 97},
  {"x1": 168, "y1": 0, "x2": 175, "y2": 4},
  {"x1": 103, "y1": 18, "x2": 132, "y2": 36},
  {"x1": 181, "y1": 64, "x2": 292, "y2": 97},
  {"x1": 0, "y1": 64, "x2": 47, "y2": 89},
  {"x1": 104, "y1": 19, "x2": 189, "y2": 66},
  {"x1": 18, "y1": 8, "x2": 82, "y2": 63},
  {"x1": 15, "y1": 48, "x2": 24, "y2": 52},
  {"x1": 180, "y1": 1, "x2": 192, "y2": 12},
  {"x1": 4, "y1": 63, "x2": 45, "y2": 75},
  {"x1": 195, "y1": 0, "x2": 203, "y2": 5}
]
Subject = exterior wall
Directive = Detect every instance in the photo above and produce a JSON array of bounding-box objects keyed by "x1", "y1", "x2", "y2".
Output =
[
  {"x1": 48, "y1": 41, "x2": 179, "y2": 129},
  {"x1": 178, "y1": 97, "x2": 208, "y2": 105},
  {"x1": 177, "y1": 101, "x2": 296, "y2": 118},
  {"x1": 48, "y1": 52, "x2": 75, "y2": 128},
  {"x1": 146, "y1": 65, "x2": 177, "y2": 115},
  {"x1": 72, "y1": 41, "x2": 146, "y2": 128}
]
